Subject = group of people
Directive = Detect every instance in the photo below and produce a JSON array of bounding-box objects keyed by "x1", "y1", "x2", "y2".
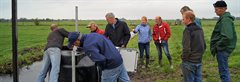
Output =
[
  {"x1": 180, "y1": 1, "x2": 236, "y2": 82},
  {"x1": 36, "y1": 1, "x2": 237, "y2": 82}
]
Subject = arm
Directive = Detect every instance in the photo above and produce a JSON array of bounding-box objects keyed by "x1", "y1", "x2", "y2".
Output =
[
  {"x1": 58, "y1": 28, "x2": 69, "y2": 37},
  {"x1": 164, "y1": 23, "x2": 171, "y2": 41},
  {"x1": 83, "y1": 42, "x2": 106, "y2": 63},
  {"x1": 133, "y1": 25, "x2": 139, "y2": 34},
  {"x1": 152, "y1": 25, "x2": 159, "y2": 41},
  {"x1": 104, "y1": 25, "x2": 109, "y2": 37},
  {"x1": 182, "y1": 29, "x2": 191, "y2": 61},
  {"x1": 216, "y1": 18, "x2": 234, "y2": 50},
  {"x1": 148, "y1": 26, "x2": 152, "y2": 41}
]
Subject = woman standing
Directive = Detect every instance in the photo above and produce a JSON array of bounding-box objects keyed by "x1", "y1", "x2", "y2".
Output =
[{"x1": 133, "y1": 16, "x2": 152, "y2": 68}]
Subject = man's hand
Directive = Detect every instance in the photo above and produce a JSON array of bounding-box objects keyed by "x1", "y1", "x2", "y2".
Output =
[{"x1": 121, "y1": 45, "x2": 125, "y2": 48}]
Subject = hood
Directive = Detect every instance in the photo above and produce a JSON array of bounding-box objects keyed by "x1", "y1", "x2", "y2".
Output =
[{"x1": 222, "y1": 12, "x2": 235, "y2": 21}]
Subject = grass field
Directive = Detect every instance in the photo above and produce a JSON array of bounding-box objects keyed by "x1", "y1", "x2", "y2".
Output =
[{"x1": 0, "y1": 19, "x2": 239, "y2": 81}]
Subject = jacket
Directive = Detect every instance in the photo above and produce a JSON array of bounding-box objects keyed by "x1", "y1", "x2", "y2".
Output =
[
  {"x1": 80, "y1": 33, "x2": 123, "y2": 70},
  {"x1": 152, "y1": 22, "x2": 171, "y2": 43},
  {"x1": 210, "y1": 12, "x2": 237, "y2": 56},
  {"x1": 133, "y1": 24, "x2": 152, "y2": 43},
  {"x1": 91, "y1": 28, "x2": 105, "y2": 35},
  {"x1": 44, "y1": 28, "x2": 69, "y2": 51},
  {"x1": 182, "y1": 23, "x2": 206, "y2": 63},
  {"x1": 104, "y1": 18, "x2": 131, "y2": 47}
]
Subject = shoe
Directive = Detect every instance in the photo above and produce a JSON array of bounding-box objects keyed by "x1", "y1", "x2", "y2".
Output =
[
  {"x1": 145, "y1": 58, "x2": 149, "y2": 68},
  {"x1": 170, "y1": 65, "x2": 173, "y2": 69}
]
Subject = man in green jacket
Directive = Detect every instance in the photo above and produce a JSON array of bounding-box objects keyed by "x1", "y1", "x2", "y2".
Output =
[{"x1": 210, "y1": 1, "x2": 237, "y2": 82}]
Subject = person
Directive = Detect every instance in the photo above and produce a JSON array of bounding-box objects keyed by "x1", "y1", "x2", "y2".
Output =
[
  {"x1": 133, "y1": 16, "x2": 152, "y2": 68},
  {"x1": 37, "y1": 24, "x2": 69, "y2": 82},
  {"x1": 180, "y1": 6, "x2": 202, "y2": 28},
  {"x1": 152, "y1": 16, "x2": 173, "y2": 68},
  {"x1": 181, "y1": 11, "x2": 206, "y2": 82},
  {"x1": 210, "y1": 1, "x2": 237, "y2": 82},
  {"x1": 86, "y1": 21, "x2": 105, "y2": 35},
  {"x1": 67, "y1": 32, "x2": 130, "y2": 82},
  {"x1": 104, "y1": 12, "x2": 131, "y2": 47}
]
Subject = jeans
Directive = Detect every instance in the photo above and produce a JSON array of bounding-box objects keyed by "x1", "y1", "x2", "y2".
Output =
[
  {"x1": 36, "y1": 48, "x2": 61, "y2": 82},
  {"x1": 101, "y1": 63, "x2": 130, "y2": 82},
  {"x1": 181, "y1": 61, "x2": 202, "y2": 82},
  {"x1": 154, "y1": 41, "x2": 172, "y2": 61},
  {"x1": 216, "y1": 51, "x2": 230, "y2": 82},
  {"x1": 138, "y1": 42, "x2": 150, "y2": 58}
]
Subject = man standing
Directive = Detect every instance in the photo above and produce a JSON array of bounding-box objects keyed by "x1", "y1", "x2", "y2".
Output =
[
  {"x1": 152, "y1": 16, "x2": 173, "y2": 68},
  {"x1": 181, "y1": 11, "x2": 206, "y2": 82},
  {"x1": 87, "y1": 21, "x2": 105, "y2": 35},
  {"x1": 211, "y1": 1, "x2": 237, "y2": 82},
  {"x1": 104, "y1": 12, "x2": 131, "y2": 47},
  {"x1": 37, "y1": 24, "x2": 69, "y2": 82},
  {"x1": 68, "y1": 32, "x2": 130, "y2": 82}
]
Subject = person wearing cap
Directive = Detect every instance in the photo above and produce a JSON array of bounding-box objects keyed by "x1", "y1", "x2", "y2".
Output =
[
  {"x1": 211, "y1": 1, "x2": 237, "y2": 82},
  {"x1": 104, "y1": 12, "x2": 131, "y2": 48},
  {"x1": 37, "y1": 24, "x2": 69, "y2": 82},
  {"x1": 180, "y1": 6, "x2": 202, "y2": 28},
  {"x1": 86, "y1": 21, "x2": 105, "y2": 35},
  {"x1": 133, "y1": 16, "x2": 152, "y2": 68},
  {"x1": 152, "y1": 16, "x2": 173, "y2": 68},
  {"x1": 68, "y1": 32, "x2": 130, "y2": 82},
  {"x1": 181, "y1": 11, "x2": 206, "y2": 82}
]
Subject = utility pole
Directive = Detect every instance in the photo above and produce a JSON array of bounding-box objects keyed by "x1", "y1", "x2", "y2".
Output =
[{"x1": 12, "y1": 0, "x2": 18, "y2": 82}]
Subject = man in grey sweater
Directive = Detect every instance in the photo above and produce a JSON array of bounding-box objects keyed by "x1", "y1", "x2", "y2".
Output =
[{"x1": 37, "y1": 24, "x2": 69, "y2": 82}]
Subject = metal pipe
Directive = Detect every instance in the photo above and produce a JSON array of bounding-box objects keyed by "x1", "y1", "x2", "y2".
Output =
[
  {"x1": 12, "y1": 0, "x2": 18, "y2": 82},
  {"x1": 75, "y1": 6, "x2": 78, "y2": 32},
  {"x1": 72, "y1": 46, "x2": 77, "y2": 82}
]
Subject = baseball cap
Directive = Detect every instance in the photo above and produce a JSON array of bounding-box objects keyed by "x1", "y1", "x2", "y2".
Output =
[{"x1": 213, "y1": 1, "x2": 227, "y2": 7}]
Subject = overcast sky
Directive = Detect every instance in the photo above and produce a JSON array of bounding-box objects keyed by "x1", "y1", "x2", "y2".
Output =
[{"x1": 0, "y1": 0, "x2": 239, "y2": 20}]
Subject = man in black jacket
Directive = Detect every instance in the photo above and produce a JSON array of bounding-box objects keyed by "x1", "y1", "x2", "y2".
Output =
[
  {"x1": 104, "y1": 12, "x2": 130, "y2": 47},
  {"x1": 181, "y1": 11, "x2": 206, "y2": 82}
]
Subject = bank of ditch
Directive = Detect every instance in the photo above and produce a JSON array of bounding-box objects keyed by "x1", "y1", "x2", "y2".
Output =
[{"x1": 0, "y1": 45, "x2": 44, "y2": 74}]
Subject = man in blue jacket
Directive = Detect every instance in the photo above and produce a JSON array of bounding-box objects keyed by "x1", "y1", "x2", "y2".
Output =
[{"x1": 68, "y1": 32, "x2": 130, "y2": 82}]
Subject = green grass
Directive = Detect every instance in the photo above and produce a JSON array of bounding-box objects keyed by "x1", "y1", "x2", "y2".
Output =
[{"x1": 0, "y1": 20, "x2": 240, "y2": 81}]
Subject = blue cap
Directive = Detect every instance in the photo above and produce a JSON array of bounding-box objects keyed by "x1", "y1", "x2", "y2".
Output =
[{"x1": 68, "y1": 32, "x2": 80, "y2": 48}]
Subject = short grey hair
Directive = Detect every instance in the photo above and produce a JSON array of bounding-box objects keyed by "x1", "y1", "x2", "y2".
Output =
[{"x1": 105, "y1": 12, "x2": 115, "y2": 18}]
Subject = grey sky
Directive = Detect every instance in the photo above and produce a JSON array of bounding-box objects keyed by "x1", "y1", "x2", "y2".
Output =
[{"x1": 0, "y1": 0, "x2": 239, "y2": 20}]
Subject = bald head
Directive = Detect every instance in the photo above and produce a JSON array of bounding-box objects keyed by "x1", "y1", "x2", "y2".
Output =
[
  {"x1": 50, "y1": 24, "x2": 58, "y2": 31},
  {"x1": 155, "y1": 16, "x2": 162, "y2": 25}
]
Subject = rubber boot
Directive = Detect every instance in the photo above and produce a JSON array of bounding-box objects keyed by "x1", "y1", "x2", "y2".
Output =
[
  {"x1": 158, "y1": 60, "x2": 163, "y2": 67},
  {"x1": 169, "y1": 59, "x2": 173, "y2": 69},
  {"x1": 145, "y1": 58, "x2": 149, "y2": 68},
  {"x1": 139, "y1": 58, "x2": 144, "y2": 68}
]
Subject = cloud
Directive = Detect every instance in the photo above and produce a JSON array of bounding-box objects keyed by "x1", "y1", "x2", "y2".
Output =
[{"x1": 1, "y1": 0, "x2": 239, "y2": 19}]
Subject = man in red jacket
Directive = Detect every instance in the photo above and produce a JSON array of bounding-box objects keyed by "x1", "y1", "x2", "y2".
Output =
[{"x1": 152, "y1": 16, "x2": 173, "y2": 68}]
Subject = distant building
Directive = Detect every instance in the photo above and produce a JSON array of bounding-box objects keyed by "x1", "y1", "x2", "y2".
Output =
[{"x1": 174, "y1": 19, "x2": 182, "y2": 25}]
